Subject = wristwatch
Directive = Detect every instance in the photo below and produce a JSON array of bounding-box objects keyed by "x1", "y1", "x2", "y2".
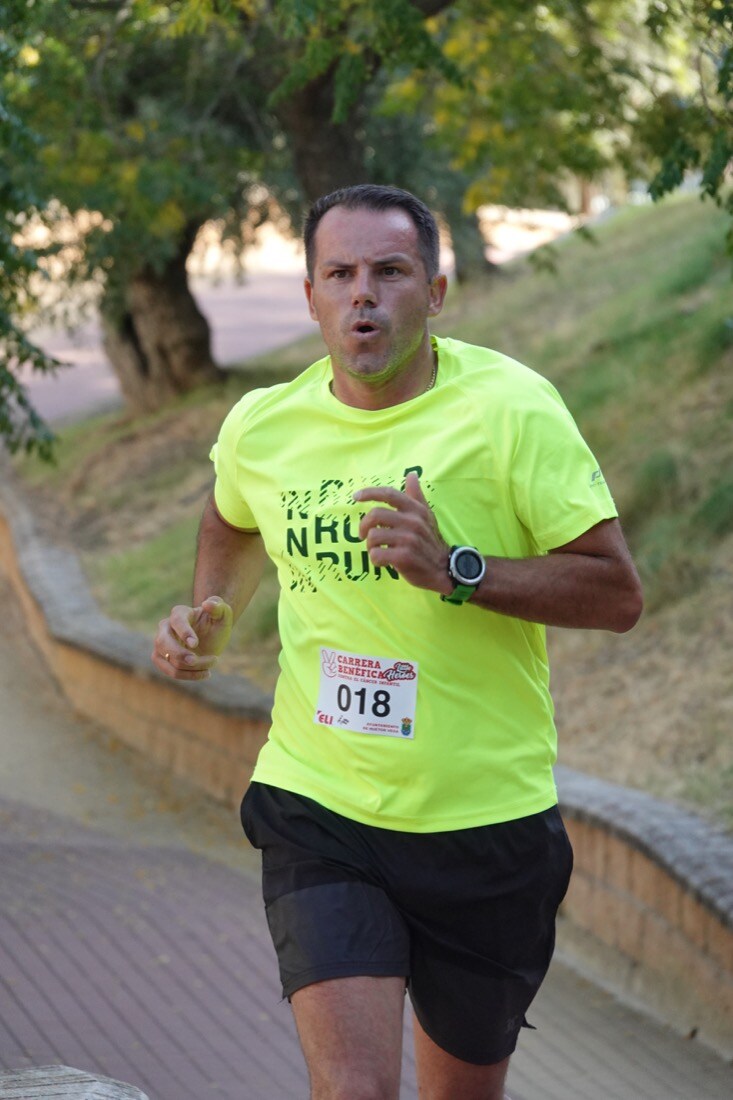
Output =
[{"x1": 441, "y1": 545, "x2": 486, "y2": 605}]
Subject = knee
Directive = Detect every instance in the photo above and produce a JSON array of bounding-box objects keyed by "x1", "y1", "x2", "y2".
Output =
[{"x1": 310, "y1": 1067, "x2": 397, "y2": 1100}]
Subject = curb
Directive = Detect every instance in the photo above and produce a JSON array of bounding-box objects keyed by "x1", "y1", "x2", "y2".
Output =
[
  {"x1": 0, "y1": 473, "x2": 272, "y2": 719},
  {"x1": 556, "y1": 766, "x2": 733, "y2": 932}
]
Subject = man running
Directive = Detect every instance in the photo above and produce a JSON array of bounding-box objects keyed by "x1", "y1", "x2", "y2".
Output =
[{"x1": 153, "y1": 184, "x2": 642, "y2": 1100}]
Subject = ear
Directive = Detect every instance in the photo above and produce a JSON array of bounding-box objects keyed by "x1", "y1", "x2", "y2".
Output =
[
  {"x1": 304, "y1": 277, "x2": 318, "y2": 321},
  {"x1": 427, "y1": 273, "x2": 448, "y2": 318}
]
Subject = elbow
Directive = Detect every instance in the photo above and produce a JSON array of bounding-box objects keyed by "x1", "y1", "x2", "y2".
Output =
[{"x1": 610, "y1": 577, "x2": 644, "y2": 633}]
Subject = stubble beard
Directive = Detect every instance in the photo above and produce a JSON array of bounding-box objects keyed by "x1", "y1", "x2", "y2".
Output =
[{"x1": 333, "y1": 325, "x2": 427, "y2": 388}]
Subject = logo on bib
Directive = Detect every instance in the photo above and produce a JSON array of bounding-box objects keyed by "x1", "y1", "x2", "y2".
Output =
[
  {"x1": 381, "y1": 661, "x2": 416, "y2": 683},
  {"x1": 400, "y1": 717, "x2": 413, "y2": 737},
  {"x1": 321, "y1": 649, "x2": 338, "y2": 678}
]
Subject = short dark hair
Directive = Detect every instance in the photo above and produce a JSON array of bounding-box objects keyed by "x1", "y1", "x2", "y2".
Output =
[{"x1": 303, "y1": 184, "x2": 440, "y2": 281}]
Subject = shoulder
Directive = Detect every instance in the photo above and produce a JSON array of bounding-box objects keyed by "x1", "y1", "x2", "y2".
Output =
[
  {"x1": 435, "y1": 335, "x2": 568, "y2": 417},
  {"x1": 217, "y1": 356, "x2": 330, "y2": 444}
]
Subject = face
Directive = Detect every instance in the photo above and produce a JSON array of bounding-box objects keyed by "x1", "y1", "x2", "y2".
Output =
[{"x1": 304, "y1": 205, "x2": 446, "y2": 389}]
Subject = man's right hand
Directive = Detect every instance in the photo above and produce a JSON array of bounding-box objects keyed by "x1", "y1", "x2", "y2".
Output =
[{"x1": 152, "y1": 596, "x2": 233, "y2": 681}]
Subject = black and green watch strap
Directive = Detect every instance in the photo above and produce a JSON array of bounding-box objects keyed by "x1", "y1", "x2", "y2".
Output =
[{"x1": 441, "y1": 582, "x2": 478, "y2": 606}]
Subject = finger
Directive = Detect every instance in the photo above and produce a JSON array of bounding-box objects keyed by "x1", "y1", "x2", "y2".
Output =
[
  {"x1": 170, "y1": 650, "x2": 218, "y2": 672},
  {"x1": 151, "y1": 645, "x2": 217, "y2": 677},
  {"x1": 359, "y1": 506, "x2": 402, "y2": 540},
  {"x1": 157, "y1": 661, "x2": 213, "y2": 682},
  {"x1": 153, "y1": 620, "x2": 189, "y2": 664},
  {"x1": 404, "y1": 472, "x2": 427, "y2": 504},
  {"x1": 365, "y1": 526, "x2": 402, "y2": 549},
  {"x1": 368, "y1": 545, "x2": 402, "y2": 571},
  {"x1": 164, "y1": 662, "x2": 215, "y2": 680},
  {"x1": 169, "y1": 605, "x2": 199, "y2": 648},
  {"x1": 200, "y1": 595, "x2": 230, "y2": 621},
  {"x1": 353, "y1": 485, "x2": 409, "y2": 509}
]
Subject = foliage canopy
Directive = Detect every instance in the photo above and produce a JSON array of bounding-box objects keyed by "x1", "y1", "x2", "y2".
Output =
[
  {"x1": 640, "y1": 0, "x2": 733, "y2": 247},
  {"x1": 1, "y1": 0, "x2": 731, "y2": 455}
]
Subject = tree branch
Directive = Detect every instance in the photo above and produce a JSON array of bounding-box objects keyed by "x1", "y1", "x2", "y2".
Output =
[
  {"x1": 409, "y1": 0, "x2": 456, "y2": 16},
  {"x1": 69, "y1": 1, "x2": 127, "y2": 9}
]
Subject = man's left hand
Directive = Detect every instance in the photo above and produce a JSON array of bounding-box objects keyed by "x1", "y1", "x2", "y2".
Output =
[{"x1": 354, "y1": 473, "x2": 452, "y2": 595}]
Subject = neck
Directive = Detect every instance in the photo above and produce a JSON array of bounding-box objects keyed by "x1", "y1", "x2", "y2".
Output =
[{"x1": 330, "y1": 340, "x2": 437, "y2": 411}]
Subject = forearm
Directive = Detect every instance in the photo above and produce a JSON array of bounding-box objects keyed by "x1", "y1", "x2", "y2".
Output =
[
  {"x1": 356, "y1": 482, "x2": 642, "y2": 634},
  {"x1": 466, "y1": 549, "x2": 642, "y2": 633},
  {"x1": 193, "y1": 496, "x2": 266, "y2": 622}
]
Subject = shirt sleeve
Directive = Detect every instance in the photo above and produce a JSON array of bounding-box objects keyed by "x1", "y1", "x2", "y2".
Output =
[
  {"x1": 209, "y1": 402, "x2": 259, "y2": 531},
  {"x1": 507, "y1": 376, "x2": 618, "y2": 552}
]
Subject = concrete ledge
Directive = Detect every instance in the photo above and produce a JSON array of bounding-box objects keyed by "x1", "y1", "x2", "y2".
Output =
[
  {"x1": 1, "y1": 463, "x2": 732, "y2": 1058},
  {"x1": 0, "y1": 469, "x2": 272, "y2": 807},
  {"x1": 555, "y1": 767, "x2": 733, "y2": 1059},
  {"x1": 0, "y1": 1065, "x2": 149, "y2": 1098}
]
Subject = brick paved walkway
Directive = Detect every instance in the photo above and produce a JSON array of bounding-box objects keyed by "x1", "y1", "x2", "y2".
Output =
[
  {"x1": 1, "y1": 579, "x2": 732, "y2": 1098},
  {"x1": 3, "y1": 793, "x2": 733, "y2": 1100},
  {"x1": 0, "y1": 797, "x2": 418, "y2": 1099}
]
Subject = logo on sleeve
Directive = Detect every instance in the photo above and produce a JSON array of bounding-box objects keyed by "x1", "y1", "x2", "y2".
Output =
[{"x1": 590, "y1": 468, "x2": 606, "y2": 487}]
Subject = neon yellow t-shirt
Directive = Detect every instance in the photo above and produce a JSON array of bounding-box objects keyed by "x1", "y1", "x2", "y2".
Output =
[{"x1": 210, "y1": 336, "x2": 617, "y2": 831}]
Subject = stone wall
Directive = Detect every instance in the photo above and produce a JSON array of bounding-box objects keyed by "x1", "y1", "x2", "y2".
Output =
[
  {"x1": 556, "y1": 768, "x2": 733, "y2": 1059},
  {"x1": 0, "y1": 476, "x2": 271, "y2": 808},
  {"x1": 1, "y1": 471, "x2": 731, "y2": 1059}
]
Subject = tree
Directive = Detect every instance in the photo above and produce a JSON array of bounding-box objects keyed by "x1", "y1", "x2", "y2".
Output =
[
  {"x1": 178, "y1": 0, "x2": 654, "y2": 278},
  {"x1": 4, "y1": 0, "x2": 465, "y2": 413},
  {"x1": 638, "y1": 0, "x2": 732, "y2": 246},
  {"x1": 6, "y1": 0, "x2": 281, "y2": 411},
  {"x1": 0, "y1": 0, "x2": 59, "y2": 458},
  {"x1": 387, "y1": 2, "x2": 650, "y2": 221},
  {"x1": 5, "y1": 0, "x2": 726, "y2": 438}
]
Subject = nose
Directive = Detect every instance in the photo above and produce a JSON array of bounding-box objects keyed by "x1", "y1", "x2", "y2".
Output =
[{"x1": 352, "y1": 268, "x2": 377, "y2": 308}]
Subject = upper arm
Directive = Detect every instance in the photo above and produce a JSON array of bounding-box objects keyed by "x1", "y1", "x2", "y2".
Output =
[
  {"x1": 506, "y1": 379, "x2": 618, "y2": 553},
  {"x1": 550, "y1": 517, "x2": 644, "y2": 627},
  {"x1": 549, "y1": 517, "x2": 631, "y2": 562},
  {"x1": 211, "y1": 497, "x2": 259, "y2": 536},
  {"x1": 209, "y1": 401, "x2": 259, "y2": 531},
  {"x1": 194, "y1": 496, "x2": 267, "y2": 614}
]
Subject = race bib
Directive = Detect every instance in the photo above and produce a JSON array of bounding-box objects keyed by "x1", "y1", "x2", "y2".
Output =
[{"x1": 315, "y1": 647, "x2": 418, "y2": 739}]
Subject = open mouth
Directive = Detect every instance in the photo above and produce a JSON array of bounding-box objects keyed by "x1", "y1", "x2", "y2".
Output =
[{"x1": 352, "y1": 322, "x2": 379, "y2": 335}]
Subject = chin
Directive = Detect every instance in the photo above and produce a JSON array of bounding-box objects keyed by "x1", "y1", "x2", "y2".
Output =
[{"x1": 342, "y1": 360, "x2": 390, "y2": 382}]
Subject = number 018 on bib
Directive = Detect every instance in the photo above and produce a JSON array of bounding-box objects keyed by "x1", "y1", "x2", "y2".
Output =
[{"x1": 315, "y1": 647, "x2": 418, "y2": 739}]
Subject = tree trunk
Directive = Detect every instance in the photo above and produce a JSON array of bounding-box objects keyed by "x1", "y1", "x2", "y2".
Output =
[
  {"x1": 443, "y1": 205, "x2": 498, "y2": 283},
  {"x1": 276, "y1": 74, "x2": 370, "y2": 202},
  {"x1": 102, "y1": 228, "x2": 223, "y2": 413},
  {"x1": 578, "y1": 177, "x2": 593, "y2": 217}
]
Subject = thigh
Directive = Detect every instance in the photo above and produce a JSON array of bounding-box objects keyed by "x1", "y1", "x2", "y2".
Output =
[
  {"x1": 292, "y1": 975, "x2": 405, "y2": 1100},
  {"x1": 241, "y1": 783, "x2": 411, "y2": 999},
  {"x1": 398, "y1": 805, "x2": 573, "y2": 1066},
  {"x1": 413, "y1": 1015, "x2": 510, "y2": 1100}
]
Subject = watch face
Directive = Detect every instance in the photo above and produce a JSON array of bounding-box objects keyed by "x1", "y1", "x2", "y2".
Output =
[{"x1": 454, "y1": 548, "x2": 483, "y2": 582}]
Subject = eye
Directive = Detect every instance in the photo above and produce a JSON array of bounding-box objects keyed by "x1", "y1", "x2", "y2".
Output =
[
  {"x1": 382, "y1": 266, "x2": 400, "y2": 276},
  {"x1": 329, "y1": 269, "x2": 350, "y2": 279}
]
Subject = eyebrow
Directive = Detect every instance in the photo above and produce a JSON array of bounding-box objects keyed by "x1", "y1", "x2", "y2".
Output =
[{"x1": 320, "y1": 253, "x2": 413, "y2": 269}]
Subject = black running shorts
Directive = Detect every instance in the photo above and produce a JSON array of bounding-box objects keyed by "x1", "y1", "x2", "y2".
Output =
[{"x1": 240, "y1": 781, "x2": 573, "y2": 1065}]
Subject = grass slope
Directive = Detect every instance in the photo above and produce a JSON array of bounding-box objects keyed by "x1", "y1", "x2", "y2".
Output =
[{"x1": 16, "y1": 193, "x2": 733, "y2": 824}]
